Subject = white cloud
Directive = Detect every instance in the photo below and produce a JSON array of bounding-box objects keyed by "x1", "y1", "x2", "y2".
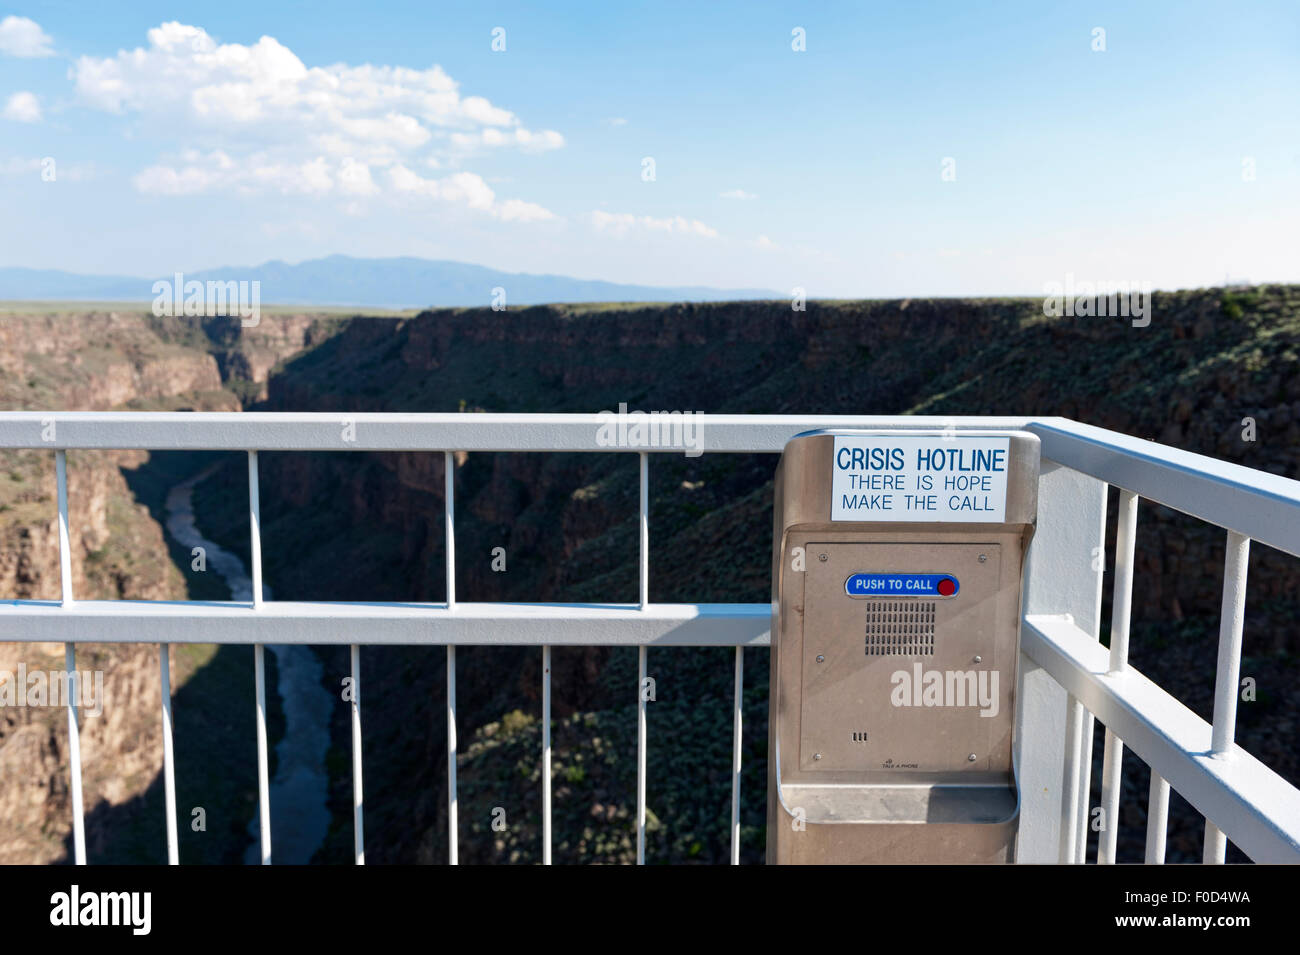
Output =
[
  {"x1": 720, "y1": 188, "x2": 757, "y2": 200},
  {"x1": 72, "y1": 23, "x2": 562, "y2": 155},
  {"x1": 389, "y1": 165, "x2": 555, "y2": 221},
  {"x1": 133, "y1": 150, "x2": 375, "y2": 197},
  {"x1": 75, "y1": 21, "x2": 561, "y2": 220},
  {"x1": 133, "y1": 163, "x2": 219, "y2": 195},
  {"x1": 752, "y1": 234, "x2": 777, "y2": 249},
  {"x1": 606, "y1": 117, "x2": 628, "y2": 126},
  {"x1": 450, "y1": 127, "x2": 564, "y2": 152},
  {"x1": 2, "y1": 91, "x2": 41, "y2": 122},
  {"x1": 590, "y1": 210, "x2": 719, "y2": 238},
  {"x1": 494, "y1": 197, "x2": 556, "y2": 223},
  {"x1": 252, "y1": 157, "x2": 334, "y2": 195},
  {"x1": 0, "y1": 16, "x2": 53, "y2": 57},
  {"x1": 338, "y1": 157, "x2": 379, "y2": 197}
]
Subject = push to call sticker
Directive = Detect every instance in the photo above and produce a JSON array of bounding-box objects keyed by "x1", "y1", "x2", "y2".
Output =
[{"x1": 845, "y1": 572, "x2": 960, "y2": 598}]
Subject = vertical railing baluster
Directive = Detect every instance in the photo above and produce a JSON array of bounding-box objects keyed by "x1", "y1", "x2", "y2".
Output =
[
  {"x1": 254, "y1": 645, "x2": 270, "y2": 865},
  {"x1": 1108, "y1": 491, "x2": 1138, "y2": 669},
  {"x1": 639, "y1": 452, "x2": 649, "y2": 608},
  {"x1": 65, "y1": 646, "x2": 86, "y2": 865},
  {"x1": 636, "y1": 645, "x2": 647, "y2": 866},
  {"x1": 636, "y1": 451, "x2": 648, "y2": 866},
  {"x1": 1098, "y1": 490, "x2": 1138, "y2": 863},
  {"x1": 1097, "y1": 750, "x2": 1122, "y2": 861},
  {"x1": 1204, "y1": 821, "x2": 1226, "y2": 863},
  {"x1": 55, "y1": 449, "x2": 73, "y2": 595},
  {"x1": 445, "y1": 453, "x2": 456, "y2": 610},
  {"x1": 249, "y1": 450, "x2": 271, "y2": 865},
  {"x1": 55, "y1": 449, "x2": 86, "y2": 866},
  {"x1": 1076, "y1": 714, "x2": 1095, "y2": 864},
  {"x1": 542, "y1": 644, "x2": 552, "y2": 865},
  {"x1": 730, "y1": 645, "x2": 743, "y2": 865},
  {"x1": 445, "y1": 451, "x2": 458, "y2": 865},
  {"x1": 248, "y1": 450, "x2": 263, "y2": 605},
  {"x1": 1145, "y1": 771, "x2": 1170, "y2": 864},
  {"x1": 1204, "y1": 530, "x2": 1250, "y2": 864},
  {"x1": 1211, "y1": 532, "x2": 1251, "y2": 754},
  {"x1": 351, "y1": 643, "x2": 364, "y2": 865},
  {"x1": 1060, "y1": 695, "x2": 1084, "y2": 863},
  {"x1": 55, "y1": 450, "x2": 73, "y2": 601},
  {"x1": 160, "y1": 643, "x2": 178, "y2": 864},
  {"x1": 447, "y1": 645, "x2": 457, "y2": 865}
]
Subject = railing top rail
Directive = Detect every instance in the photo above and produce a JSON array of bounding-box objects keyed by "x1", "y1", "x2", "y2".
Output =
[
  {"x1": 1029, "y1": 417, "x2": 1300, "y2": 558},
  {"x1": 3, "y1": 410, "x2": 1297, "y2": 554},
  {"x1": 0, "y1": 599, "x2": 772, "y2": 646},
  {"x1": 0, "y1": 411, "x2": 1032, "y2": 452}
]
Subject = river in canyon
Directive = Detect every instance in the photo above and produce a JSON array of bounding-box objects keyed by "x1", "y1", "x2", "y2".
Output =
[{"x1": 164, "y1": 464, "x2": 333, "y2": 864}]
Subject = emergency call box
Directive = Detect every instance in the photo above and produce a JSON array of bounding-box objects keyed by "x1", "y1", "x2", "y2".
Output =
[{"x1": 767, "y1": 429, "x2": 1040, "y2": 864}]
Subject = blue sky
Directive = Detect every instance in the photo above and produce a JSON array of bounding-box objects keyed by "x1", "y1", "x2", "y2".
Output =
[{"x1": 1, "y1": 0, "x2": 1297, "y2": 297}]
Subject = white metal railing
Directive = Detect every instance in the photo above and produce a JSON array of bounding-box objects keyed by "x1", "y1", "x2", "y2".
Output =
[{"x1": 1, "y1": 412, "x2": 1298, "y2": 865}]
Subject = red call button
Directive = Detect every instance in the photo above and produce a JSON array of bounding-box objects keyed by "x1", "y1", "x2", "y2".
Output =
[{"x1": 936, "y1": 577, "x2": 957, "y2": 597}]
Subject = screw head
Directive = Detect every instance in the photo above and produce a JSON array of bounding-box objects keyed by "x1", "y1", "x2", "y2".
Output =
[
  {"x1": 818, "y1": 553, "x2": 828, "y2": 562},
  {"x1": 814, "y1": 753, "x2": 822, "y2": 760},
  {"x1": 968, "y1": 753, "x2": 978, "y2": 762},
  {"x1": 978, "y1": 554, "x2": 987, "y2": 563},
  {"x1": 973, "y1": 655, "x2": 982, "y2": 663},
  {"x1": 816, "y1": 654, "x2": 825, "y2": 663}
]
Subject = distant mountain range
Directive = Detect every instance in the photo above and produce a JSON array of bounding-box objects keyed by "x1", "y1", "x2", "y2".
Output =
[{"x1": 0, "y1": 255, "x2": 777, "y2": 307}]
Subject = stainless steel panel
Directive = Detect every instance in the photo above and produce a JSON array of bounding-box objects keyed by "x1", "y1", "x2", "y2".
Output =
[{"x1": 799, "y1": 542, "x2": 1009, "y2": 776}]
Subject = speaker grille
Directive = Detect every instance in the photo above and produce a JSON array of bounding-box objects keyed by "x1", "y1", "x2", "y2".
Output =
[{"x1": 864, "y1": 601, "x2": 936, "y2": 656}]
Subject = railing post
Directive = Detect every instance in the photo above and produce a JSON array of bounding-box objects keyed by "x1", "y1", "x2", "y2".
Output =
[{"x1": 1017, "y1": 461, "x2": 1108, "y2": 863}]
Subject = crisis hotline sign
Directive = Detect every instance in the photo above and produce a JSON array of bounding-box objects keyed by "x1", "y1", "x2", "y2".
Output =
[{"x1": 830, "y1": 435, "x2": 1011, "y2": 522}]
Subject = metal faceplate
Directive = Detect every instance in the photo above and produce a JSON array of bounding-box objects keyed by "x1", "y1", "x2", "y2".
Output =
[{"x1": 799, "y1": 541, "x2": 1012, "y2": 777}]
